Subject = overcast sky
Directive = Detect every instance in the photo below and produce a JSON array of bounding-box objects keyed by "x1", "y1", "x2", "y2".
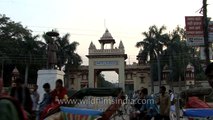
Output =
[{"x1": 1, "y1": 0, "x2": 213, "y2": 82}]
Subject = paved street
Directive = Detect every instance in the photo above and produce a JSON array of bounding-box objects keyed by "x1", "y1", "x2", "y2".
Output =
[{"x1": 109, "y1": 103, "x2": 191, "y2": 120}]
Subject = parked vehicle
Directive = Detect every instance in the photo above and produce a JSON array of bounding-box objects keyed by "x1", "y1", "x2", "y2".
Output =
[
  {"x1": 40, "y1": 87, "x2": 125, "y2": 120},
  {"x1": 180, "y1": 88, "x2": 213, "y2": 120}
]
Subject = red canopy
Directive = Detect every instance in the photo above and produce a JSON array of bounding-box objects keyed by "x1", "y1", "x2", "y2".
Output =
[{"x1": 186, "y1": 97, "x2": 210, "y2": 108}]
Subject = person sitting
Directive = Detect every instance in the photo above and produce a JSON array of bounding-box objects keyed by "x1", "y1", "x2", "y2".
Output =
[
  {"x1": 50, "y1": 79, "x2": 68, "y2": 104},
  {"x1": 140, "y1": 88, "x2": 159, "y2": 120},
  {"x1": 39, "y1": 83, "x2": 51, "y2": 111},
  {"x1": 130, "y1": 89, "x2": 144, "y2": 120},
  {"x1": 38, "y1": 83, "x2": 51, "y2": 120},
  {"x1": 132, "y1": 88, "x2": 159, "y2": 120},
  {"x1": 40, "y1": 80, "x2": 67, "y2": 120}
]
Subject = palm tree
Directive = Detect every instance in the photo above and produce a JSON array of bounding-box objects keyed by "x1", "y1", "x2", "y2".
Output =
[
  {"x1": 163, "y1": 26, "x2": 202, "y2": 90},
  {"x1": 19, "y1": 35, "x2": 47, "y2": 84},
  {"x1": 55, "y1": 33, "x2": 82, "y2": 71},
  {"x1": 136, "y1": 25, "x2": 167, "y2": 93},
  {"x1": 136, "y1": 25, "x2": 167, "y2": 61},
  {"x1": 163, "y1": 26, "x2": 186, "y2": 89}
]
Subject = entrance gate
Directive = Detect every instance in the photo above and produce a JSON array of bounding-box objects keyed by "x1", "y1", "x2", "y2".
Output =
[
  {"x1": 66, "y1": 29, "x2": 150, "y2": 93},
  {"x1": 86, "y1": 29, "x2": 126, "y2": 90}
]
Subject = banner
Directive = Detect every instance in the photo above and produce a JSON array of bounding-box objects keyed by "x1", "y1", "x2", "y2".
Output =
[{"x1": 185, "y1": 16, "x2": 204, "y2": 46}]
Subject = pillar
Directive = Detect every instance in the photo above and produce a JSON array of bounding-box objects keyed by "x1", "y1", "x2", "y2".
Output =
[
  {"x1": 37, "y1": 69, "x2": 64, "y2": 102},
  {"x1": 118, "y1": 62, "x2": 125, "y2": 91},
  {"x1": 88, "y1": 69, "x2": 94, "y2": 88}
]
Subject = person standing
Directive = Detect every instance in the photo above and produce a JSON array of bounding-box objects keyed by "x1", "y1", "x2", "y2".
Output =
[
  {"x1": 10, "y1": 78, "x2": 32, "y2": 114},
  {"x1": 169, "y1": 90, "x2": 174, "y2": 104},
  {"x1": 158, "y1": 86, "x2": 170, "y2": 120},
  {"x1": 31, "y1": 85, "x2": 39, "y2": 110},
  {"x1": 169, "y1": 89, "x2": 176, "y2": 119},
  {"x1": 169, "y1": 89, "x2": 175, "y2": 111},
  {"x1": 31, "y1": 84, "x2": 39, "y2": 120},
  {"x1": 0, "y1": 78, "x2": 28, "y2": 120}
]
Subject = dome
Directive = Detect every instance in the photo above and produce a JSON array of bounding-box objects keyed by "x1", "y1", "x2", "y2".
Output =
[
  {"x1": 101, "y1": 29, "x2": 113, "y2": 39},
  {"x1": 99, "y1": 29, "x2": 115, "y2": 43}
]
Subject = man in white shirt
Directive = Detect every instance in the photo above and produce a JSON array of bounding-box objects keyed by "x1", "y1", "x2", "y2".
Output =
[{"x1": 31, "y1": 84, "x2": 39, "y2": 120}]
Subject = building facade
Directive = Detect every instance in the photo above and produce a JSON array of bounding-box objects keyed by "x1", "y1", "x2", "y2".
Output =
[{"x1": 65, "y1": 29, "x2": 150, "y2": 93}]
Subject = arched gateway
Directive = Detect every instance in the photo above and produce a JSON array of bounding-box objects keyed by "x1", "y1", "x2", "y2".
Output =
[{"x1": 65, "y1": 29, "x2": 150, "y2": 93}]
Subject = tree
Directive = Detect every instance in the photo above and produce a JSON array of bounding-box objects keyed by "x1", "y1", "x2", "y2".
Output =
[
  {"x1": 136, "y1": 25, "x2": 167, "y2": 62},
  {"x1": 162, "y1": 26, "x2": 186, "y2": 88},
  {"x1": 19, "y1": 35, "x2": 47, "y2": 84},
  {"x1": 0, "y1": 14, "x2": 83, "y2": 85},
  {"x1": 0, "y1": 14, "x2": 46, "y2": 85},
  {"x1": 136, "y1": 25, "x2": 167, "y2": 93},
  {"x1": 161, "y1": 26, "x2": 205, "y2": 90},
  {"x1": 56, "y1": 34, "x2": 82, "y2": 71},
  {"x1": 97, "y1": 74, "x2": 114, "y2": 87},
  {"x1": 0, "y1": 14, "x2": 32, "y2": 61}
]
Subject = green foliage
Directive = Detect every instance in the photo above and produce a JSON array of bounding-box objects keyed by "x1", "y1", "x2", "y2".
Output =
[
  {"x1": 195, "y1": 72, "x2": 206, "y2": 81},
  {"x1": 136, "y1": 25, "x2": 205, "y2": 83},
  {"x1": 136, "y1": 25, "x2": 167, "y2": 62},
  {"x1": 0, "y1": 14, "x2": 82, "y2": 85},
  {"x1": 97, "y1": 74, "x2": 114, "y2": 87},
  {"x1": 0, "y1": 14, "x2": 45, "y2": 85}
]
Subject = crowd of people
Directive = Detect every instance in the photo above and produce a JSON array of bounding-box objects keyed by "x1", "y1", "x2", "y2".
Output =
[
  {"x1": 127, "y1": 61, "x2": 213, "y2": 120},
  {"x1": 130, "y1": 86, "x2": 172, "y2": 120},
  {"x1": 0, "y1": 78, "x2": 68, "y2": 120},
  {"x1": 1, "y1": 62, "x2": 213, "y2": 120}
]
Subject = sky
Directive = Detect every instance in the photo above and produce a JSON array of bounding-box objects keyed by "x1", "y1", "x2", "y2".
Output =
[{"x1": 1, "y1": 0, "x2": 213, "y2": 82}]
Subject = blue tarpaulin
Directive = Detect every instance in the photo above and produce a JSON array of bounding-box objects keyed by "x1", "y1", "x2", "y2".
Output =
[
  {"x1": 183, "y1": 109, "x2": 213, "y2": 117},
  {"x1": 60, "y1": 107, "x2": 103, "y2": 116}
]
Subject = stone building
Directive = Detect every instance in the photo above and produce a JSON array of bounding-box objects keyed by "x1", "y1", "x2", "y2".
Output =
[{"x1": 65, "y1": 29, "x2": 150, "y2": 93}]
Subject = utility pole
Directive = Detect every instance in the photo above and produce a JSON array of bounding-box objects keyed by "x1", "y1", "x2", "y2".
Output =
[
  {"x1": 169, "y1": 55, "x2": 173, "y2": 90},
  {"x1": 203, "y1": 0, "x2": 210, "y2": 65},
  {"x1": 1, "y1": 59, "x2": 3, "y2": 79}
]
